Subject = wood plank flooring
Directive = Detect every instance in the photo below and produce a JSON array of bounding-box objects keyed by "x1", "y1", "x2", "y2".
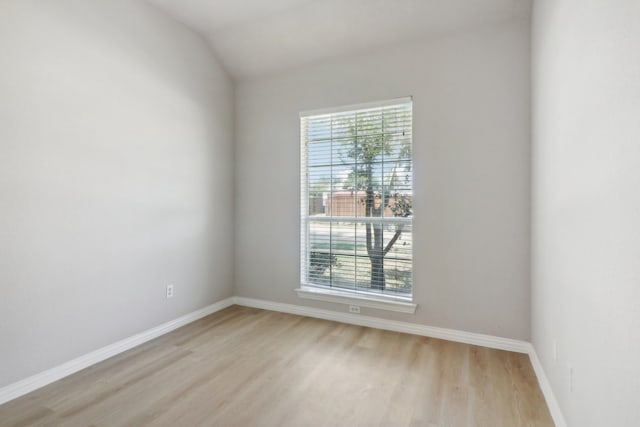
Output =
[{"x1": 0, "y1": 306, "x2": 554, "y2": 426}]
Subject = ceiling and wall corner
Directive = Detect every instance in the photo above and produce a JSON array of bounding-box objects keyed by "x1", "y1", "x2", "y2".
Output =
[{"x1": 148, "y1": 0, "x2": 532, "y2": 80}]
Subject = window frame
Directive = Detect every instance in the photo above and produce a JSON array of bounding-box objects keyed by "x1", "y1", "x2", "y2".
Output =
[{"x1": 298, "y1": 97, "x2": 415, "y2": 312}]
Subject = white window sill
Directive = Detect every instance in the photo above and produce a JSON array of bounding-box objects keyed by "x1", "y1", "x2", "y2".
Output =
[{"x1": 295, "y1": 286, "x2": 417, "y2": 314}]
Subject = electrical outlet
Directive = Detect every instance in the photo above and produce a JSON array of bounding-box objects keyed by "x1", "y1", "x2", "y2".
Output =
[
  {"x1": 348, "y1": 305, "x2": 360, "y2": 314},
  {"x1": 166, "y1": 284, "x2": 174, "y2": 299}
]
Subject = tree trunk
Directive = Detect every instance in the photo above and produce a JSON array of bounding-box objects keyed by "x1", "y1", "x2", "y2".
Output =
[
  {"x1": 365, "y1": 163, "x2": 385, "y2": 291},
  {"x1": 370, "y1": 224, "x2": 385, "y2": 290}
]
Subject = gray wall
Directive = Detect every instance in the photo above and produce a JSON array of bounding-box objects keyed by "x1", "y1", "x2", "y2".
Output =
[
  {"x1": 531, "y1": 0, "x2": 640, "y2": 425},
  {"x1": 235, "y1": 19, "x2": 532, "y2": 340},
  {"x1": 0, "y1": 0, "x2": 234, "y2": 387}
]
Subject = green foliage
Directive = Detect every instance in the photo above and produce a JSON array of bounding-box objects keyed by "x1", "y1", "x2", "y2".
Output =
[
  {"x1": 329, "y1": 106, "x2": 413, "y2": 291},
  {"x1": 390, "y1": 193, "x2": 412, "y2": 217},
  {"x1": 340, "y1": 110, "x2": 412, "y2": 217},
  {"x1": 342, "y1": 169, "x2": 378, "y2": 191},
  {"x1": 347, "y1": 134, "x2": 392, "y2": 165},
  {"x1": 309, "y1": 251, "x2": 338, "y2": 276}
]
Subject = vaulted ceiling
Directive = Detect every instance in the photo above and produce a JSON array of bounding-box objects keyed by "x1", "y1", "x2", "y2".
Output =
[{"x1": 148, "y1": 0, "x2": 531, "y2": 80}]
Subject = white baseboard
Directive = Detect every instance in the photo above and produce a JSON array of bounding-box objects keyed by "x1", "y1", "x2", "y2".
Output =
[
  {"x1": 528, "y1": 347, "x2": 568, "y2": 427},
  {"x1": 0, "y1": 297, "x2": 235, "y2": 406},
  {"x1": 1, "y1": 294, "x2": 567, "y2": 427},
  {"x1": 234, "y1": 296, "x2": 567, "y2": 426},
  {"x1": 232, "y1": 296, "x2": 531, "y2": 353}
]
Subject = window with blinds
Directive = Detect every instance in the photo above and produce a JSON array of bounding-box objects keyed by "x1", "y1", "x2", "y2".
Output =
[{"x1": 300, "y1": 98, "x2": 413, "y2": 299}]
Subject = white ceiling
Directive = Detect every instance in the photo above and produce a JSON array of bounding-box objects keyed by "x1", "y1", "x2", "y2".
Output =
[{"x1": 148, "y1": 0, "x2": 531, "y2": 80}]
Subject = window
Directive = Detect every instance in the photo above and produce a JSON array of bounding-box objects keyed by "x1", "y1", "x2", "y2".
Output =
[{"x1": 300, "y1": 98, "x2": 413, "y2": 301}]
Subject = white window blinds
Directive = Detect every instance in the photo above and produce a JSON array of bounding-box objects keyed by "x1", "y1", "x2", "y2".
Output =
[{"x1": 300, "y1": 98, "x2": 413, "y2": 299}]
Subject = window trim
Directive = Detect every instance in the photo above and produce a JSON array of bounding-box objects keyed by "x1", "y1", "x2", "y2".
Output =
[
  {"x1": 295, "y1": 286, "x2": 417, "y2": 314},
  {"x1": 300, "y1": 97, "x2": 415, "y2": 307},
  {"x1": 299, "y1": 97, "x2": 413, "y2": 118}
]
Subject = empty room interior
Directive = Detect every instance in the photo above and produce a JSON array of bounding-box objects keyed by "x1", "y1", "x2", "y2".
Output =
[{"x1": 0, "y1": 0, "x2": 638, "y2": 426}]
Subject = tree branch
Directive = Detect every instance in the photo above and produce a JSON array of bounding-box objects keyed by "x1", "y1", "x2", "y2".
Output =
[{"x1": 383, "y1": 225, "x2": 404, "y2": 256}]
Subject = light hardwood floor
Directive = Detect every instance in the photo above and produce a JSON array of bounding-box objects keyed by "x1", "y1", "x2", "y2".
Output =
[{"x1": 0, "y1": 306, "x2": 554, "y2": 427}]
